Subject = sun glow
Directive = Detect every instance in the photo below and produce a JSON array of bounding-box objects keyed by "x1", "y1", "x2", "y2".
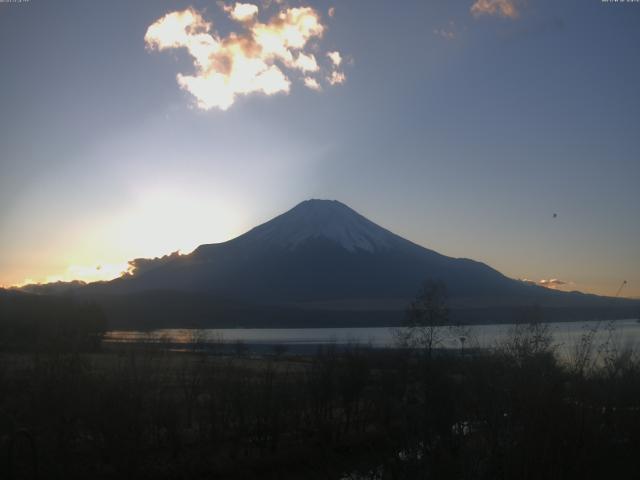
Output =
[
  {"x1": 44, "y1": 262, "x2": 130, "y2": 284},
  {"x1": 8, "y1": 188, "x2": 249, "y2": 288},
  {"x1": 111, "y1": 188, "x2": 246, "y2": 257}
]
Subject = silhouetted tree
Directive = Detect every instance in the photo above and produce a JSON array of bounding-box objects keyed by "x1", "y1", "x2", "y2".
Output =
[{"x1": 399, "y1": 280, "x2": 450, "y2": 358}]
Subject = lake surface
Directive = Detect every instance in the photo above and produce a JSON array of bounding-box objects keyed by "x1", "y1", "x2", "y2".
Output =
[{"x1": 105, "y1": 318, "x2": 640, "y2": 356}]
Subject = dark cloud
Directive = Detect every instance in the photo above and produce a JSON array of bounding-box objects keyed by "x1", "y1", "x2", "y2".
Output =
[{"x1": 127, "y1": 251, "x2": 183, "y2": 277}]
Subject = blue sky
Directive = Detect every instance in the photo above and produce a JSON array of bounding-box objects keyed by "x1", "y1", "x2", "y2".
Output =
[{"x1": 1, "y1": 0, "x2": 639, "y2": 297}]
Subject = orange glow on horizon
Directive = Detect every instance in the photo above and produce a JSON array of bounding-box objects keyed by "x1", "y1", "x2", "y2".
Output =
[{"x1": 2, "y1": 187, "x2": 250, "y2": 289}]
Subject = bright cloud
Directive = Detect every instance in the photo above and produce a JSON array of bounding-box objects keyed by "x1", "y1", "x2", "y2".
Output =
[
  {"x1": 224, "y1": 2, "x2": 259, "y2": 22},
  {"x1": 521, "y1": 278, "x2": 572, "y2": 290},
  {"x1": 327, "y1": 50, "x2": 342, "y2": 67},
  {"x1": 328, "y1": 70, "x2": 346, "y2": 85},
  {"x1": 470, "y1": 0, "x2": 519, "y2": 19},
  {"x1": 145, "y1": 3, "x2": 347, "y2": 110},
  {"x1": 292, "y1": 52, "x2": 319, "y2": 72},
  {"x1": 325, "y1": 50, "x2": 345, "y2": 84},
  {"x1": 539, "y1": 278, "x2": 569, "y2": 288},
  {"x1": 43, "y1": 262, "x2": 130, "y2": 284},
  {"x1": 304, "y1": 76, "x2": 321, "y2": 91}
]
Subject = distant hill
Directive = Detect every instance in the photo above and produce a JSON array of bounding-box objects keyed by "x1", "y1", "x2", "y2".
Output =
[
  {"x1": 15, "y1": 280, "x2": 87, "y2": 296},
  {"x1": 16, "y1": 200, "x2": 640, "y2": 328},
  {"x1": 0, "y1": 288, "x2": 106, "y2": 350}
]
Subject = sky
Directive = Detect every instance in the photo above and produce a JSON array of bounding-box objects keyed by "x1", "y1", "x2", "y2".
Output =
[{"x1": 0, "y1": 0, "x2": 639, "y2": 298}]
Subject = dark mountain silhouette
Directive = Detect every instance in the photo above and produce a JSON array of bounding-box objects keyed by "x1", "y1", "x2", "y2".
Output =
[
  {"x1": 17, "y1": 200, "x2": 640, "y2": 327},
  {"x1": 94, "y1": 199, "x2": 531, "y2": 300}
]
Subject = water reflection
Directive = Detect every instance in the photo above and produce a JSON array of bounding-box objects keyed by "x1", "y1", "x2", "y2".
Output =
[{"x1": 104, "y1": 319, "x2": 640, "y2": 358}]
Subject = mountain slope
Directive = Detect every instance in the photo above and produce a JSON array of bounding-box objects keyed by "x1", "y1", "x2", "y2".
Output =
[
  {"x1": 88, "y1": 200, "x2": 526, "y2": 302},
  {"x1": 85, "y1": 200, "x2": 629, "y2": 308},
  {"x1": 17, "y1": 198, "x2": 628, "y2": 327}
]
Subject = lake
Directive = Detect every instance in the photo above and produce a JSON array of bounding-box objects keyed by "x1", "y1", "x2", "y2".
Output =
[{"x1": 105, "y1": 318, "x2": 640, "y2": 357}]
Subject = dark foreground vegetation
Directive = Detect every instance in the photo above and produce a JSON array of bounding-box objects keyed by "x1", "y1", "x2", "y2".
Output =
[
  {"x1": 0, "y1": 322, "x2": 639, "y2": 479},
  {"x1": 0, "y1": 291, "x2": 106, "y2": 352},
  {"x1": 1, "y1": 288, "x2": 639, "y2": 479}
]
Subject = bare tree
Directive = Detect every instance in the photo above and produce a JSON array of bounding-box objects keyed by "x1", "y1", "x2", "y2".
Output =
[{"x1": 397, "y1": 280, "x2": 450, "y2": 358}]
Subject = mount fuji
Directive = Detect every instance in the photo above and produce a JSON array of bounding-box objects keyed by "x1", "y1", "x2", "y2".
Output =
[
  {"x1": 54, "y1": 200, "x2": 639, "y2": 327},
  {"x1": 89, "y1": 199, "x2": 524, "y2": 300}
]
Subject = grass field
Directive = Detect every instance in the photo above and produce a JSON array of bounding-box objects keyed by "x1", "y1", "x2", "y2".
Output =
[{"x1": 1, "y1": 323, "x2": 640, "y2": 479}]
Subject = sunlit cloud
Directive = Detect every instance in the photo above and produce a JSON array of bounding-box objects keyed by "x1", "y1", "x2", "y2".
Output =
[
  {"x1": 328, "y1": 70, "x2": 346, "y2": 85},
  {"x1": 126, "y1": 251, "x2": 183, "y2": 277},
  {"x1": 304, "y1": 76, "x2": 321, "y2": 91},
  {"x1": 223, "y1": 2, "x2": 259, "y2": 22},
  {"x1": 328, "y1": 7, "x2": 335, "y2": 18},
  {"x1": 291, "y1": 52, "x2": 319, "y2": 72},
  {"x1": 521, "y1": 278, "x2": 572, "y2": 290},
  {"x1": 325, "y1": 50, "x2": 345, "y2": 85},
  {"x1": 14, "y1": 259, "x2": 166, "y2": 289},
  {"x1": 40, "y1": 262, "x2": 129, "y2": 285},
  {"x1": 470, "y1": 0, "x2": 519, "y2": 19},
  {"x1": 145, "y1": 3, "x2": 348, "y2": 110},
  {"x1": 327, "y1": 50, "x2": 342, "y2": 67},
  {"x1": 539, "y1": 278, "x2": 569, "y2": 289}
]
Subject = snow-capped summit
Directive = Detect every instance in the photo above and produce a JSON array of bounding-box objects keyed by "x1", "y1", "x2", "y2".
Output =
[{"x1": 240, "y1": 199, "x2": 399, "y2": 252}]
